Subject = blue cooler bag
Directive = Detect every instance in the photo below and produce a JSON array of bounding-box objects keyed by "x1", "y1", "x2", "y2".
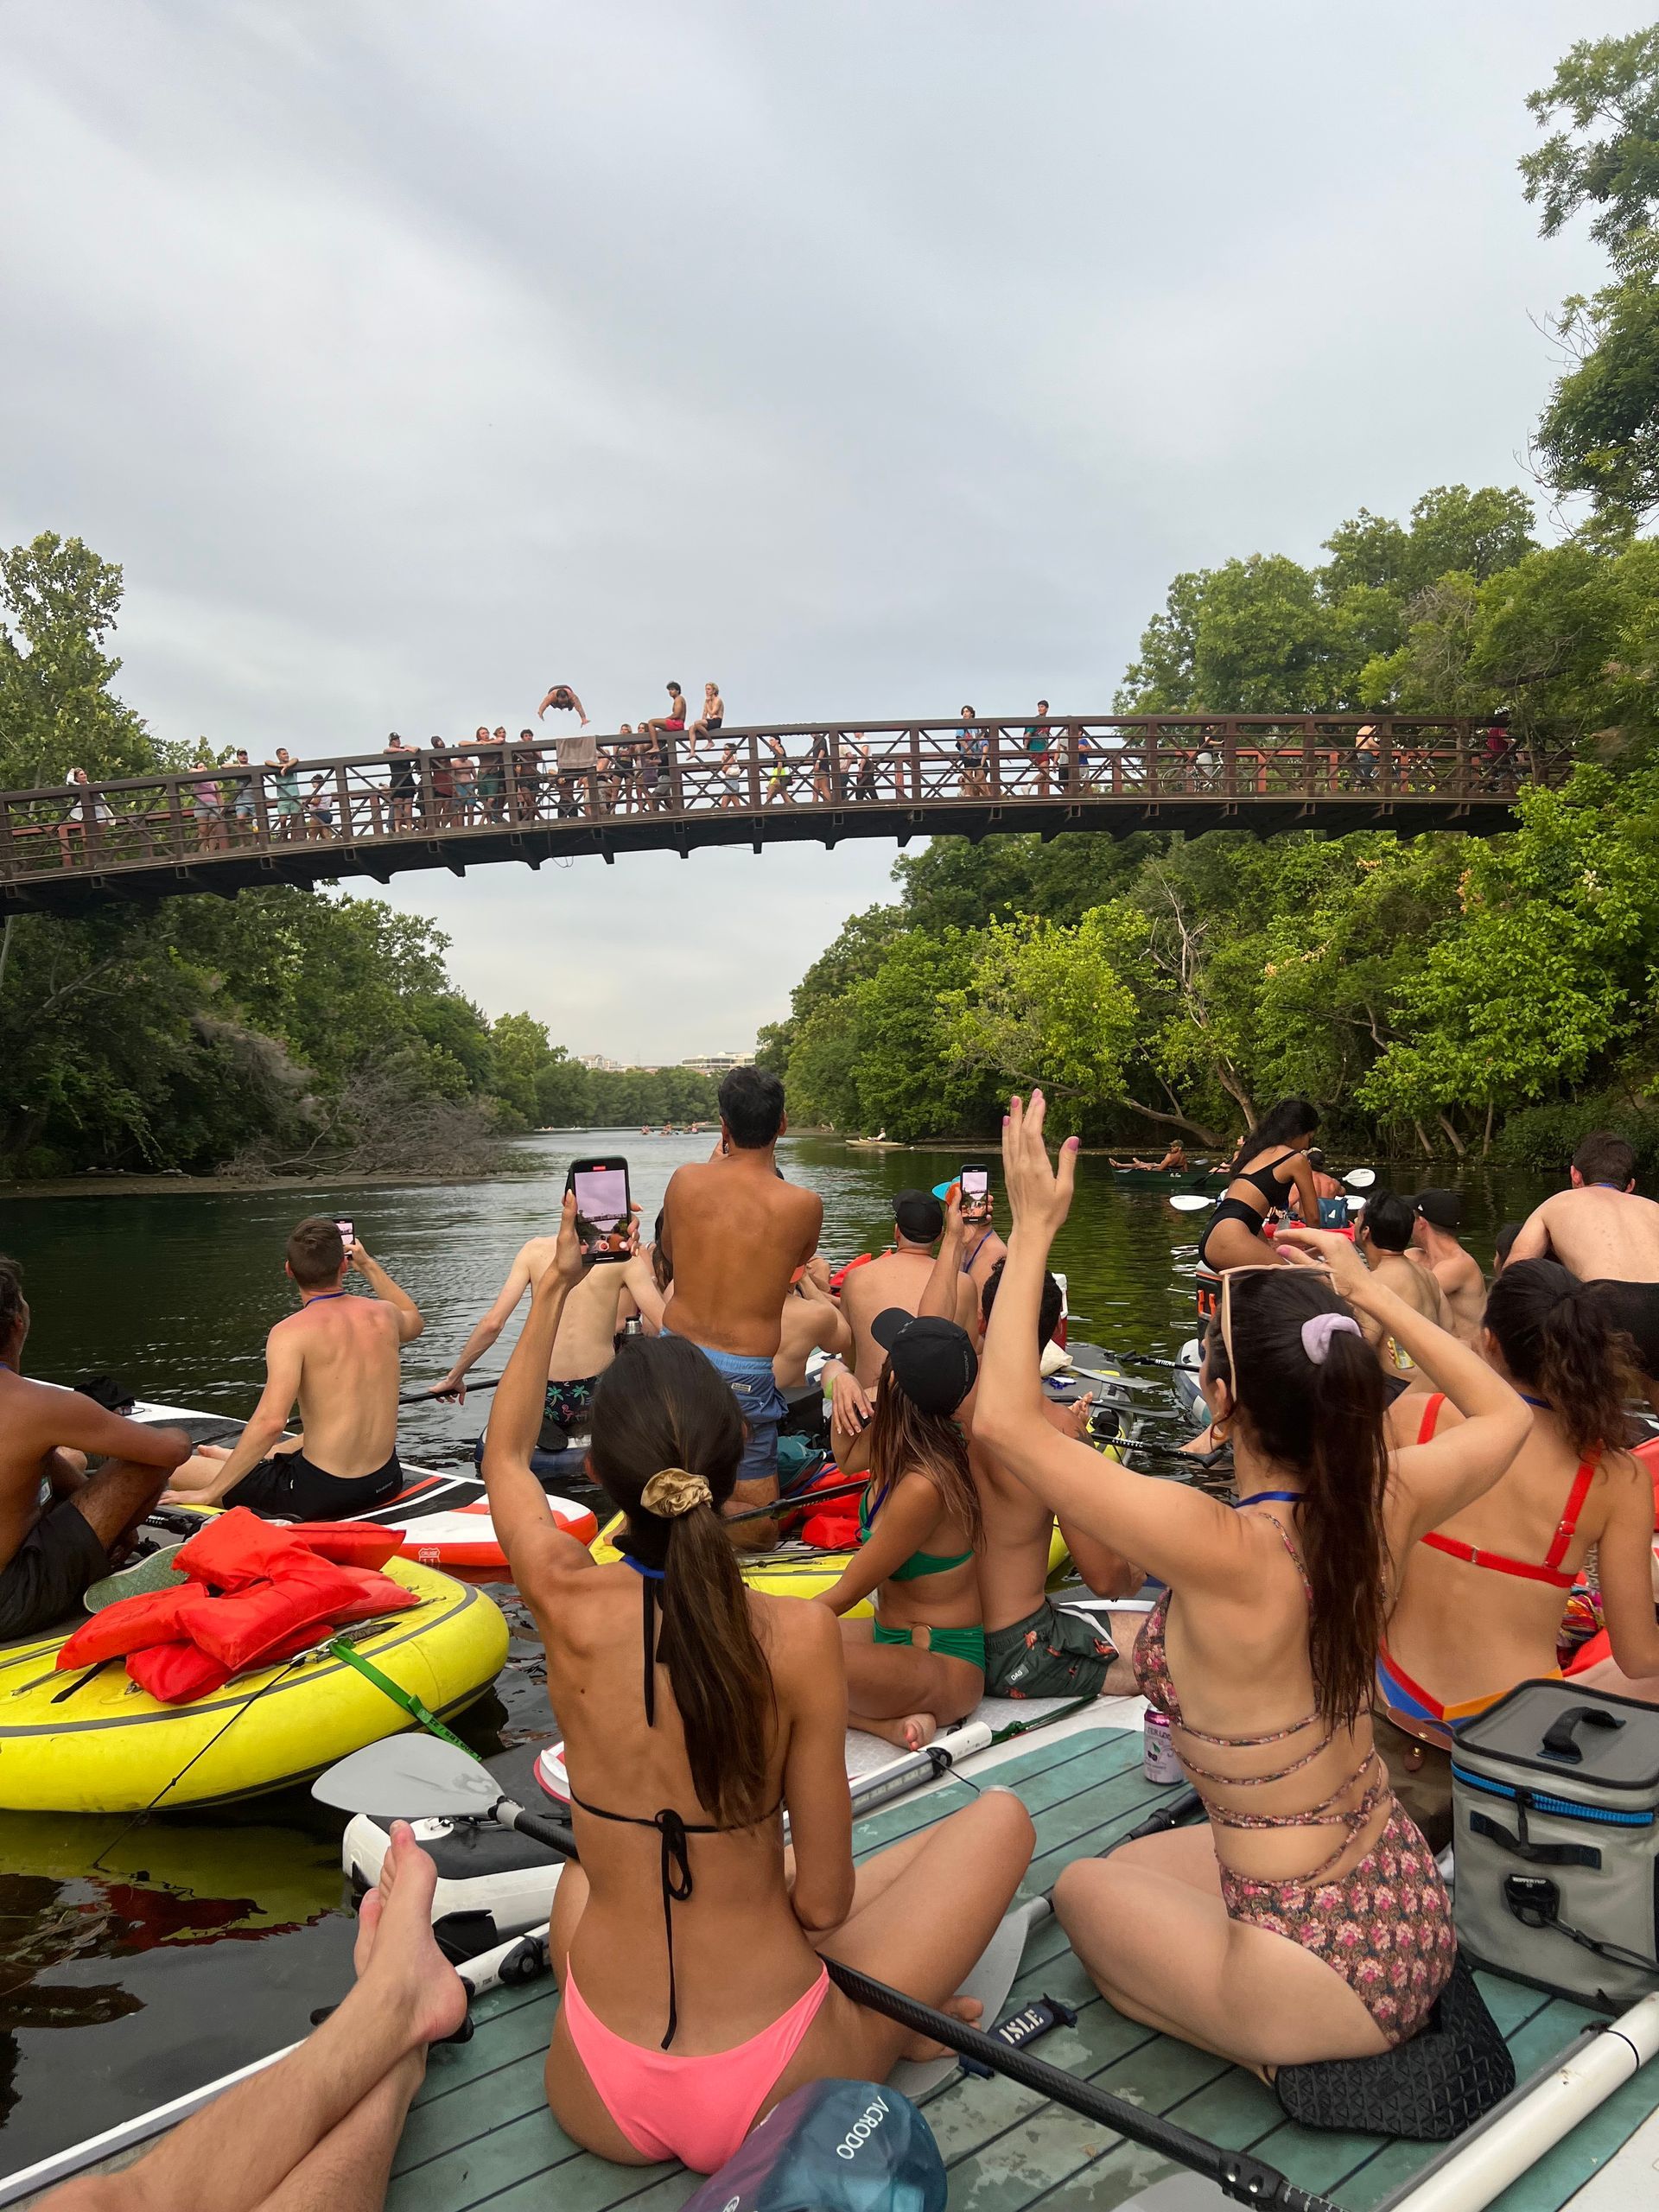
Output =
[{"x1": 680, "y1": 2081, "x2": 945, "y2": 2212}]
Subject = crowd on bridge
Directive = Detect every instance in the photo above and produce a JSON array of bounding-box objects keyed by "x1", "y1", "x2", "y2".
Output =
[{"x1": 28, "y1": 685, "x2": 1526, "y2": 872}]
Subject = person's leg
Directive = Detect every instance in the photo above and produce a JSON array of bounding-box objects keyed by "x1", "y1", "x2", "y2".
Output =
[
  {"x1": 770, "y1": 1788, "x2": 1034, "y2": 2092},
  {"x1": 838, "y1": 1619, "x2": 982, "y2": 1747},
  {"x1": 1054, "y1": 1828, "x2": 1391, "y2": 2071},
  {"x1": 45, "y1": 1826, "x2": 465, "y2": 2212},
  {"x1": 67, "y1": 1456, "x2": 175, "y2": 1553}
]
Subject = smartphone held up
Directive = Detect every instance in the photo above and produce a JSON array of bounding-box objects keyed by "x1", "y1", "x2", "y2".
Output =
[
  {"x1": 334, "y1": 1218, "x2": 354, "y2": 1249},
  {"x1": 566, "y1": 1159, "x2": 632, "y2": 1264},
  {"x1": 960, "y1": 1164, "x2": 990, "y2": 1224}
]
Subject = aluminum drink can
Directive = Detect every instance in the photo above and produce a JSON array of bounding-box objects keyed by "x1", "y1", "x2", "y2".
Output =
[{"x1": 1143, "y1": 1708, "x2": 1182, "y2": 1786}]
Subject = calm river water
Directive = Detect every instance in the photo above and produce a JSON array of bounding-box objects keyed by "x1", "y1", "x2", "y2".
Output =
[{"x1": 0, "y1": 1133, "x2": 1554, "y2": 2175}]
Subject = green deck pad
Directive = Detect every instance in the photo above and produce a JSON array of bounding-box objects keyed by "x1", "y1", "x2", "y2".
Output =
[{"x1": 385, "y1": 1726, "x2": 1658, "y2": 2212}]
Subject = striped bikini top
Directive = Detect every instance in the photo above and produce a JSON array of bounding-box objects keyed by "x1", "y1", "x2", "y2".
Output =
[{"x1": 1412, "y1": 1393, "x2": 1597, "y2": 1590}]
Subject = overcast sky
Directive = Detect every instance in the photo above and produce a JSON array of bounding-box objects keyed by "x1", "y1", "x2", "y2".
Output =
[{"x1": 0, "y1": 2, "x2": 1631, "y2": 1060}]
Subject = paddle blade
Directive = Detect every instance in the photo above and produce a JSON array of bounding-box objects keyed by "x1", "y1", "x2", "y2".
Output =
[
  {"x1": 1344, "y1": 1167, "x2": 1376, "y2": 1189},
  {"x1": 1168, "y1": 1193, "x2": 1215, "y2": 1212},
  {"x1": 313, "y1": 1735, "x2": 500, "y2": 1819}
]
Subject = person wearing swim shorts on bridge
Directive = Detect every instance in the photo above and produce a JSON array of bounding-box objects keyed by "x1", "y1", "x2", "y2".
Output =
[
  {"x1": 658, "y1": 1067, "x2": 821, "y2": 1544},
  {"x1": 435, "y1": 1205, "x2": 662, "y2": 1437},
  {"x1": 0, "y1": 1256, "x2": 191, "y2": 1640},
  {"x1": 536, "y1": 679, "x2": 590, "y2": 727},
  {"x1": 164, "y1": 1217, "x2": 423, "y2": 1520},
  {"x1": 1510, "y1": 1128, "x2": 1659, "y2": 1413},
  {"x1": 690, "y1": 680, "x2": 724, "y2": 752}
]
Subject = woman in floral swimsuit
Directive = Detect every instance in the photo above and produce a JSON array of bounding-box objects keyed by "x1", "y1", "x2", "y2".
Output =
[{"x1": 976, "y1": 1094, "x2": 1531, "y2": 2072}]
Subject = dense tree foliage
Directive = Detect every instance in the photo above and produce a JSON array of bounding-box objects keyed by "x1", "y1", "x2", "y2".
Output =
[{"x1": 1525, "y1": 29, "x2": 1659, "y2": 522}]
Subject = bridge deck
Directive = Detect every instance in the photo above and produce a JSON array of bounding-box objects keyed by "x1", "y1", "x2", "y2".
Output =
[{"x1": 0, "y1": 716, "x2": 1555, "y2": 913}]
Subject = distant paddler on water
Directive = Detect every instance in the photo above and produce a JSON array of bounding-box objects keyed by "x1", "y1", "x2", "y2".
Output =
[
  {"x1": 164, "y1": 1217, "x2": 424, "y2": 1521},
  {"x1": 0, "y1": 1256, "x2": 191, "y2": 1639}
]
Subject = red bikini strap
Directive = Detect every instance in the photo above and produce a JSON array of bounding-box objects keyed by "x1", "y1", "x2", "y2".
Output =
[
  {"x1": 1543, "y1": 1454, "x2": 1600, "y2": 1573},
  {"x1": 1416, "y1": 1392, "x2": 1446, "y2": 1446}
]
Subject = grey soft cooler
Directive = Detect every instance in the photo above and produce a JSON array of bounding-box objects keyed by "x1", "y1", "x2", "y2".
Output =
[{"x1": 1452, "y1": 1680, "x2": 1659, "y2": 2009}]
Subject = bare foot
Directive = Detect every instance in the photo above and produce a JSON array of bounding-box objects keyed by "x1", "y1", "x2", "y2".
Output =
[
  {"x1": 858, "y1": 1713, "x2": 938, "y2": 1752},
  {"x1": 360, "y1": 1821, "x2": 468, "y2": 2045},
  {"x1": 899, "y1": 1991, "x2": 984, "y2": 2063}
]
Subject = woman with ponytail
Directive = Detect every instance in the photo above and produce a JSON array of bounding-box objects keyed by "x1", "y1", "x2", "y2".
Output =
[
  {"x1": 977, "y1": 1094, "x2": 1531, "y2": 2070},
  {"x1": 1376, "y1": 1257, "x2": 1659, "y2": 1847},
  {"x1": 481, "y1": 1197, "x2": 1033, "y2": 2174},
  {"x1": 1195, "y1": 1095, "x2": 1324, "y2": 1274}
]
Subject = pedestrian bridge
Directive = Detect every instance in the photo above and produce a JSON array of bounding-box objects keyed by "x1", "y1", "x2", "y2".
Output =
[{"x1": 0, "y1": 715, "x2": 1557, "y2": 914}]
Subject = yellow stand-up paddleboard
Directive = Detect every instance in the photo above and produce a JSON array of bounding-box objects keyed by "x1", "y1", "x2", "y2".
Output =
[
  {"x1": 590, "y1": 1513, "x2": 1070, "y2": 1611},
  {"x1": 0, "y1": 1559, "x2": 508, "y2": 1815}
]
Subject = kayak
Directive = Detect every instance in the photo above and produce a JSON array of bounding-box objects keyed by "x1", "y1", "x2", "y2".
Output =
[
  {"x1": 129, "y1": 1401, "x2": 598, "y2": 1581},
  {"x1": 0, "y1": 1535, "x2": 508, "y2": 1813},
  {"x1": 1110, "y1": 1166, "x2": 1221, "y2": 1190}
]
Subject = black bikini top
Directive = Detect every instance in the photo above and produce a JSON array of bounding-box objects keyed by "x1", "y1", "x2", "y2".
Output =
[
  {"x1": 1231, "y1": 1151, "x2": 1297, "y2": 1206},
  {"x1": 566, "y1": 1553, "x2": 780, "y2": 2048}
]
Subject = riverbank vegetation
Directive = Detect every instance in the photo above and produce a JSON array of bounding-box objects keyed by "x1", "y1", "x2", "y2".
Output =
[{"x1": 763, "y1": 31, "x2": 1659, "y2": 1168}]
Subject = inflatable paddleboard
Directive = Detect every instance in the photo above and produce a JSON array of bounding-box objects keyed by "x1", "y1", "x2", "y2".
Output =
[{"x1": 129, "y1": 1401, "x2": 598, "y2": 1581}]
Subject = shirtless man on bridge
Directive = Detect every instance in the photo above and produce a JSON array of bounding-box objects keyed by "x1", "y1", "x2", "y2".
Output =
[
  {"x1": 166, "y1": 1218, "x2": 424, "y2": 1519},
  {"x1": 659, "y1": 1067, "x2": 822, "y2": 1540},
  {"x1": 0, "y1": 1256, "x2": 192, "y2": 1637},
  {"x1": 822, "y1": 1188, "x2": 980, "y2": 1475},
  {"x1": 434, "y1": 1212, "x2": 662, "y2": 1438},
  {"x1": 1510, "y1": 1130, "x2": 1659, "y2": 1410}
]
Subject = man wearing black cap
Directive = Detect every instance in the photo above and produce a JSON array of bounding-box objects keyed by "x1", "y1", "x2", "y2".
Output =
[
  {"x1": 1409, "y1": 1190, "x2": 1484, "y2": 1343},
  {"x1": 823, "y1": 1189, "x2": 980, "y2": 1475}
]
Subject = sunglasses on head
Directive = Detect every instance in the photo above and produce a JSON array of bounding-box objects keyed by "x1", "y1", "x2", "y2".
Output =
[{"x1": 1216, "y1": 1260, "x2": 1338, "y2": 1382}]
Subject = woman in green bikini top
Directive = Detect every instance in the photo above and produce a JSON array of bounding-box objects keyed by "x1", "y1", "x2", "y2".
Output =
[{"x1": 816, "y1": 1309, "x2": 986, "y2": 1753}]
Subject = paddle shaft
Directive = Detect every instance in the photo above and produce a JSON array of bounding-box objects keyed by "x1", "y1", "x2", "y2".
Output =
[
  {"x1": 821, "y1": 1959, "x2": 1334, "y2": 2211},
  {"x1": 401, "y1": 1376, "x2": 500, "y2": 1405}
]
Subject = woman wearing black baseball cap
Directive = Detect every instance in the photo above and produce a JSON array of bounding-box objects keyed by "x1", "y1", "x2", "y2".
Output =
[{"x1": 813, "y1": 1307, "x2": 986, "y2": 1750}]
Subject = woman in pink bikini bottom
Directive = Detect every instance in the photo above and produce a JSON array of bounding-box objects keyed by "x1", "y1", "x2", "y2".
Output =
[
  {"x1": 478, "y1": 1218, "x2": 1034, "y2": 2173},
  {"x1": 976, "y1": 1093, "x2": 1532, "y2": 2071}
]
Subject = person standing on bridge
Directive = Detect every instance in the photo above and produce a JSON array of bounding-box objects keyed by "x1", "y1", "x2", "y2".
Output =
[
  {"x1": 763, "y1": 733, "x2": 795, "y2": 806},
  {"x1": 1023, "y1": 700, "x2": 1054, "y2": 798},
  {"x1": 955, "y1": 707, "x2": 990, "y2": 799},
  {"x1": 536, "y1": 680, "x2": 590, "y2": 728},
  {"x1": 383, "y1": 734, "x2": 417, "y2": 834}
]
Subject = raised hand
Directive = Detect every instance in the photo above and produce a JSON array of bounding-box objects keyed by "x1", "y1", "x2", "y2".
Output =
[
  {"x1": 1000, "y1": 1090, "x2": 1078, "y2": 1245},
  {"x1": 1275, "y1": 1223, "x2": 1370, "y2": 1303}
]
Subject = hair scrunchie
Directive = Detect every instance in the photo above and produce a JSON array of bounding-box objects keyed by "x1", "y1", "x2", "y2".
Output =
[
  {"x1": 639, "y1": 1466, "x2": 713, "y2": 1518},
  {"x1": 1300, "y1": 1312, "x2": 1362, "y2": 1365}
]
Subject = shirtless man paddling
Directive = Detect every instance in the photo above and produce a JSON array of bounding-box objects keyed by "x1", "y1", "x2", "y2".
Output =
[
  {"x1": 166, "y1": 1218, "x2": 423, "y2": 1519},
  {"x1": 0, "y1": 1257, "x2": 191, "y2": 1637},
  {"x1": 659, "y1": 1068, "x2": 822, "y2": 1537},
  {"x1": 1511, "y1": 1131, "x2": 1659, "y2": 1409},
  {"x1": 1410, "y1": 1189, "x2": 1486, "y2": 1344},
  {"x1": 822, "y1": 1191, "x2": 979, "y2": 1475},
  {"x1": 434, "y1": 1212, "x2": 661, "y2": 1438}
]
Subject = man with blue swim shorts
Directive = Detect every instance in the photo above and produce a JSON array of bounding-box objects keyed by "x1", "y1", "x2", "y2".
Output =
[{"x1": 659, "y1": 1068, "x2": 822, "y2": 1546}]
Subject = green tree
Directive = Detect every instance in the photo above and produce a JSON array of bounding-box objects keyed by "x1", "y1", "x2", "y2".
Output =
[
  {"x1": 1522, "y1": 28, "x2": 1659, "y2": 254},
  {"x1": 0, "y1": 533, "x2": 155, "y2": 787},
  {"x1": 489, "y1": 1013, "x2": 553, "y2": 1124}
]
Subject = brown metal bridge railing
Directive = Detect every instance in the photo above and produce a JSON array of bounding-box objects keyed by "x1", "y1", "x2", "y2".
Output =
[{"x1": 0, "y1": 715, "x2": 1567, "y2": 912}]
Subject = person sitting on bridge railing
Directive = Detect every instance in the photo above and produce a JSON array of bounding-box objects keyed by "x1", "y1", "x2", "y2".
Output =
[
  {"x1": 641, "y1": 679, "x2": 688, "y2": 750},
  {"x1": 690, "y1": 679, "x2": 724, "y2": 753}
]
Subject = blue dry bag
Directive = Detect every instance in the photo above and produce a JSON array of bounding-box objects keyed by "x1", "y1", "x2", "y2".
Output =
[{"x1": 679, "y1": 2080, "x2": 945, "y2": 2212}]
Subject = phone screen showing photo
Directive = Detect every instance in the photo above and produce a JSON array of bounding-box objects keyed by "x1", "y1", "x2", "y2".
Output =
[
  {"x1": 572, "y1": 1164, "x2": 630, "y2": 1259},
  {"x1": 961, "y1": 1170, "x2": 988, "y2": 1203},
  {"x1": 335, "y1": 1218, "x2": 354, "y2": 1244}
]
